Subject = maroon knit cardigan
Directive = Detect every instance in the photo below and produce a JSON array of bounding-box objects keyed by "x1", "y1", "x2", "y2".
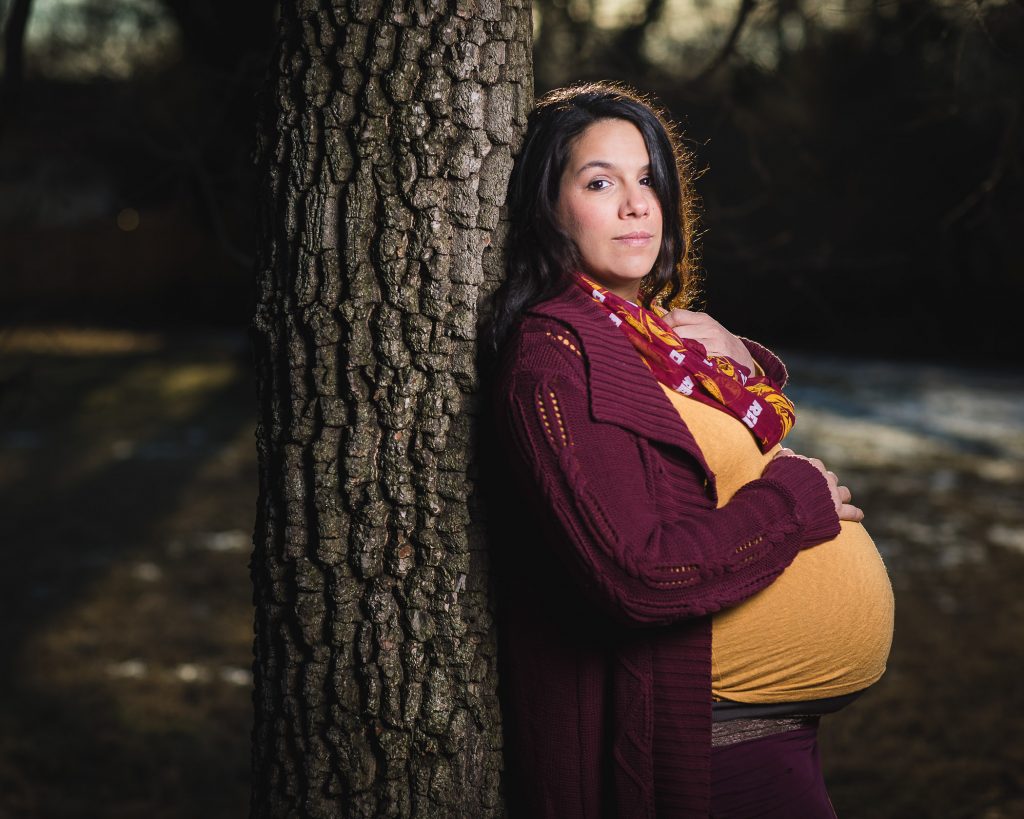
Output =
[{"x1": 492, "y1": 284, "x2": 841, "y2": 818}]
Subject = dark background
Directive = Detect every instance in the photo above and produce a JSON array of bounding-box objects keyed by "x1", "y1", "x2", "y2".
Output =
[
  {"x1": 3, "y1": 0, "x2": 1021, "y2": 358},
  {"x1": 1, "y1": 1, "x2": 1022, "y2": 817}
]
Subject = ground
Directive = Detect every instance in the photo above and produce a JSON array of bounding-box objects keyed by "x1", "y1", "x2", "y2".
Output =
[{"x1": 0, "y1": 329, "x2": 1021, "y2": 818}]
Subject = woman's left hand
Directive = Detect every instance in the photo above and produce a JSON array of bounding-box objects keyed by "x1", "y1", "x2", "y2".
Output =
[{"x1": 661, "y1": 309, "x2": 756, "y2": 373}]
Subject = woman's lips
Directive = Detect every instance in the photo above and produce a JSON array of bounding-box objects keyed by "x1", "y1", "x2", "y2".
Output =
[{"x1": 614, "y1": 232, "x2": 655, "y2": 247}]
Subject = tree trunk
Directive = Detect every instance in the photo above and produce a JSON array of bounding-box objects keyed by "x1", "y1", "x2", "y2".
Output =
[
  {"x1": 2, "y1": 0, "x2": 33, "y2": 105},
  {"x1": 249, "y1": 2, "x2": 532, "y2": 817}
]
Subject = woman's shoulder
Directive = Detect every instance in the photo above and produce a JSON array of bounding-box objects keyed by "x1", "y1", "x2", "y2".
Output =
[
  {"x1": 505, "y1": 285, "x2": 597, "y2": 352},
  {"x1": 498, "y1": 312, "x2": 588, "y2": 385}
]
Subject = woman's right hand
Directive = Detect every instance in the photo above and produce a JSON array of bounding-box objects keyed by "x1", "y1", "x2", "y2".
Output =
[{"x1": 772, "y1": 448, "x2": 865, "y2": 522}]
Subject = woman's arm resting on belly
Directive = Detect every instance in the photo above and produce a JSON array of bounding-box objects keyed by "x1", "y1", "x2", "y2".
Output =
[
  {"x1": 772, "y1": 448, "x2": 865, "y2": 522},
  {"x1": 498, "y1": 351, "x2": 841, "y2": 627}
]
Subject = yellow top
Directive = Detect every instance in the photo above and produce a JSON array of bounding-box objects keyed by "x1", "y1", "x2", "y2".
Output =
[{"x1": 658, "y1": 383, "x2": 894, "y2": 703}]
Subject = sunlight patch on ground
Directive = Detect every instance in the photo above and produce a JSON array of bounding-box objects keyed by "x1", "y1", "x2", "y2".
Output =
[
  {"x1": 987, "y1": 524, "x2": 1024, "y2": 554},
  {"x1": 1, "y1": 326, "x2": 164, "y2": 355},
  {"x1": 4, "y1": 352, "x2": 248, "y2": 487},
  {"x1": 104, "y1": 660, "x2": 252, "y2": 687},
  {"x1": 83, "y1": 360, "x2": 238, "y2": 416},
  {"x1": 191, "y1": 530, "x2": 251, "y2": 553}
]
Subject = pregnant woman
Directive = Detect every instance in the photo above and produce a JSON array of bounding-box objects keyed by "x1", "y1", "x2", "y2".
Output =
[{"x1": 488, "y1": 83, "x2": 894, "y2": 817}]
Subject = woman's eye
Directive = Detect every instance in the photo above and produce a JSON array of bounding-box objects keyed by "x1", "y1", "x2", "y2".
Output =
[
  {"x1": 640, "y1": 175, "x2": 652, "y2": 187},
  {"x1": 586, "y1": 179, "x2": 610, "y2": 191}
]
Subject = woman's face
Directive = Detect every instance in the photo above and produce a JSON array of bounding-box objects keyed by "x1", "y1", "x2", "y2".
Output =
[{"x1": 556, "y1": 118, "x2": 663, "y2": 301}]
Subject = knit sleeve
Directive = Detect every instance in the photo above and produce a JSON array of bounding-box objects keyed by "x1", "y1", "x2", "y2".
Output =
[
  {"x1": 497, "y1": 327, "x2": 839, "y2": 627},
  {"x1": 740, "y1": 336, "x2": 788, "y2": 387}
]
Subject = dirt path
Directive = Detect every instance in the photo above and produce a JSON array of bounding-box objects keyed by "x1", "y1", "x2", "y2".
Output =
[{"x1": 0, "y1": 328, "x2": 255, "y2": 818}]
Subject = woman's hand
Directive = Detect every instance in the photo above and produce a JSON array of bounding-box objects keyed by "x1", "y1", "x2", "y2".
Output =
[
  {"x1": 660, "y1": 309, "x2": 756, "y2": 373},
  {"x1": 772, "y1": 448, "x2": 865, "y2": 522}
]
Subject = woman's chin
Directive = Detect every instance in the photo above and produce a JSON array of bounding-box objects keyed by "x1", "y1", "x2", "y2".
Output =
[{"x1": 584, "y1": 268, "x2": 653, "y2": 292}]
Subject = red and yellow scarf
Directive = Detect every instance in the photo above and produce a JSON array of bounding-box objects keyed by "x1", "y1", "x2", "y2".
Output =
[{"x1": 575, "y1": 273, "x2": 795, "y2": 451}]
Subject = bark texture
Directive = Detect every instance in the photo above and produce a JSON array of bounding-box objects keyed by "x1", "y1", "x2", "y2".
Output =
[{"x1": 249, "y1": 2, "x2": 532, "y2": 816}]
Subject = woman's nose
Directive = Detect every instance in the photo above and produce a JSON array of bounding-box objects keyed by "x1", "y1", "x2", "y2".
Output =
[{"x1": 622, "y1": 186, "x2": 650, "y2": 217}]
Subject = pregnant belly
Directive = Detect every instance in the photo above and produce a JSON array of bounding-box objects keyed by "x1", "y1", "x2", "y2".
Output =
[{"x1": 711, "y1": 521, "x2": 895, "y2": 703}]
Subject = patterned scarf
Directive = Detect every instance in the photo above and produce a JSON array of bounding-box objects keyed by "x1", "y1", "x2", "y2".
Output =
[{"x1": 574, "y1": 273, "x2": 796, "y2": 451}]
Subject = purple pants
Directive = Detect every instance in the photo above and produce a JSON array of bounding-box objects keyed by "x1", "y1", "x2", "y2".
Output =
[{"x1": 710, "y1": 725, "x2": 837, "y2": 818}]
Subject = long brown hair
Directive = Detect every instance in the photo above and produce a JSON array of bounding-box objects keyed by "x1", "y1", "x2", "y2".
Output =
[{"x1": 489, "y1": 82, "x2": 701, "y2": 352}]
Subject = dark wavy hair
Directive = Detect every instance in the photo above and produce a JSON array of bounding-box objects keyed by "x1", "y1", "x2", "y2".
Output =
[{"x1": 488, "y1": 82, "x2": 700, "y2": 353}]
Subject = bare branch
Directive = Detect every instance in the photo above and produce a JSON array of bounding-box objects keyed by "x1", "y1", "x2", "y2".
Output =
[
  {"x1": 688, "y1": 0, "x2": 758, "y2": 86},
  {"x1": 942, "y1": 105, "x2": 1019, "y2": 227}
]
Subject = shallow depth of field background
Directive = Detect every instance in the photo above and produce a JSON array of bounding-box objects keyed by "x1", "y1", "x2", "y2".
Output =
[{"x1": 1, "y1": 1, "x2": 1022, "y2": 817}]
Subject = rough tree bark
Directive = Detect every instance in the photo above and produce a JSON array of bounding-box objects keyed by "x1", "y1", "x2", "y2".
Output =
[{"x1": 249, "y1": 1, "x2": 532, "y2": 817}]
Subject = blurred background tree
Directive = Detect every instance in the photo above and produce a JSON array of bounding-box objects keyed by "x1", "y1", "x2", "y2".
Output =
[{"x1": 1, "y1": 0, "x2": 275, "y2": 328}]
